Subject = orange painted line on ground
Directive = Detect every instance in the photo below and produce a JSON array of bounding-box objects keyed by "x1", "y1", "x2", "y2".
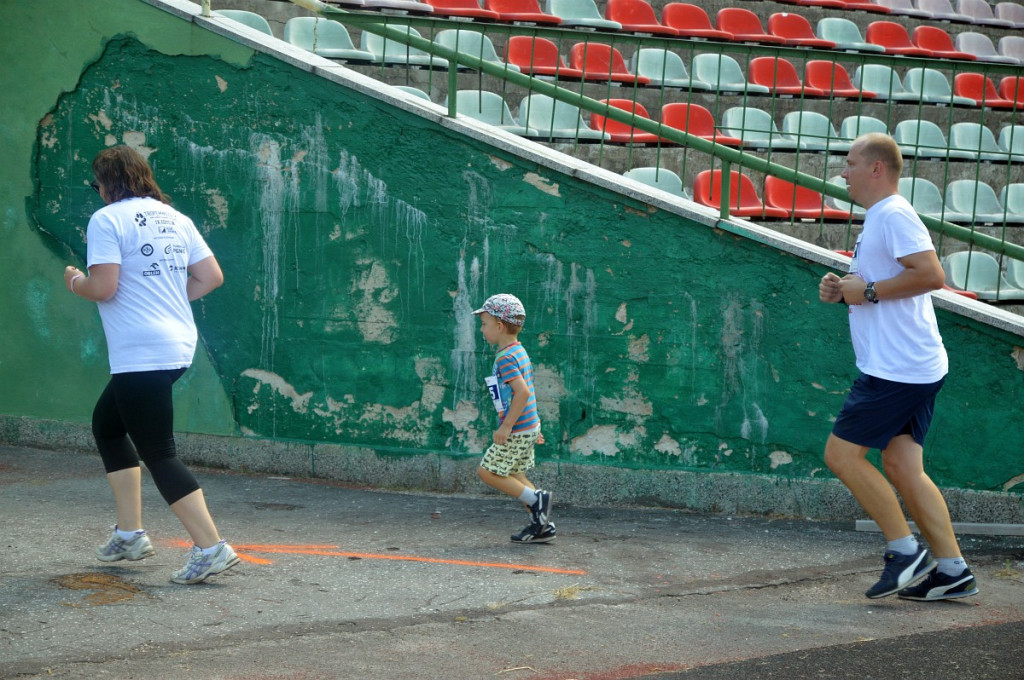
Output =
[{"x1": 166, "y1": 539, "x2": 587, "y2": 575}]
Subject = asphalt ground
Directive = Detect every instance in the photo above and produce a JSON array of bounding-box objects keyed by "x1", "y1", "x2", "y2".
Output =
[{"x1": 1, "y1": 444, "x2": 1022, "y2": 679}]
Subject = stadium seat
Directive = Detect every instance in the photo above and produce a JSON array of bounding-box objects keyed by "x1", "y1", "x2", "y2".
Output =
[
  {"x1": 485, "y1": 0, "x2": 562, "y2": 24},
  {"x1": 999, "y1": 125, "x2": 1024, "y2": 159},
  {"x1": 283, "y1": 18, "x2": 374, "y2": 61},
  {"x1": 1006, "y1": 253, "x2": 1024, "y2": 288},
  {"x1": 841, "y1": 0, "x2": 893, "y2": 13},
  {"x1": 447, "y1": 90, "x2": 533, "y2": 135},
  {"x1": 946, "y1": 179, "x2": 1024, "y2": 223},
  {"x1": 911, "y1": 25, "x2": 976, "y2": 60},
  {"x1": 361, "y1": 26, "x2": 449, "y2": 68},
  {"x1": 1002, "y1": 184, "x2": 1024, "y2": 218},
  {"x1": 913, "y1": 0, "x2": 966, "y2": 18},
  {"x1": 435, "y1": 30, "x2": 520, "y2": 72},
  {"x1": 903, "y1": 68, "x2": 976, "y2": 106},
  {"x1": 570, "y1": 43, "x2": 650, "y2": 85},
  {"x1": 948, "y1": 122, "x2": 1010, "y2": 161},
  {"x1": 776, "y1": 0, "x2": 846, "y2": 9},
  {"x1": 690, "y1": 54, "x2": 770, "y2": 94},
  {"x1": 895, "y1": 120, "x2": 976, "y2": 159},
  {"x1": 546, "y1": 0, "x2": 623, "y2": 29},
  {"x1": 873, "y1": 0, "x2": 935, "y2": 17},
  {"x1": 661, "y1": 3, "x2": 734, "y2": 40},
  {"x1": 781, "y1": 111, "x2": 852, "y2": 152},
  {"x1": 999, "y1": 76, "x2": 1024, "y2": 105},
  {"x1": 717, "y1": 8, "x2": 788, "y2": 44},
  {"x1": 590, "y1": 99, "x2": 668, "y2": 144},
  {"x1": 362, "y1": 0, "x2": 433, "y2": 10},
  {"x1": 661, "y1": 103, "x2": 743, "y2": 146},
  {"x1": 954, "y1": 72, "x2": 1018, "y2": 108},
  {"x1": 816, "y1": 17, "x2": 886, "y2": 52},
  {"x1": 505, "y1": 36, "x2": 585, "y2": 79},
  {"x1": 215, "y1": 9, "x2": 274, "y2": 35},
  {"x1": 839, "y1": 115, "x2": 890, "y2": 140},
  {"x1": 805, "y1": 61, "x2": 877, "y2": 98},
  {"x1": 763, "y1": 176, "x2": 852, "y2": 220},
  {"x1": 865, "y1": 21, "x2": 932, "y2": 56},
  {"x1": 748, "y1": 57, "x2": 826, "y2": 96},
  {"x1": 898, "y1": 177, "x2": 971, "y2": 222},
  {"x1": 852, "y1": 64, "x2": 919, "y2": 101},
  {"x1": 995, "y1": 1, "x2": 1024, "y2": 27},
  {"x1": 423, "y1": 0, "x2": 501, "y2": 19},
  {"x1": 631, "y1": 49, "x2": 708, "y2": 89},
  {"x1": 605, "y1": 0, "x2": 679, "y2": 35},
  {"x1": 957, "y1": 0, "x2": 1015, "y2": 26},
  {"x1": 826, "y1": 176, "x2": 866, "y2": 217},
  {"x1": 720, "y1": 107, "x2": 802, "y2": 151},
  {"x1": 767, "y1": 13, "x2": 837, "y2": 48},
  {"x1": 517, "y1": 94, "x2": 611, "y2": 141},
  {"x1": 943, "y1": 251, "x2": 1024, "y2": 300},
  {"x1": 998, "y1": 36, "x2": 1024, "y2": 63},
  {"x1": 623, "y1": 167, "x2": 690, "y2": 199},
  {"x1": 914, "y1": 0, "x2": 971, "y2": 20},
  {"x1": 394, "y1": 85, "x2": 432, "y2": 100},
  {"x1": 693, "y1": 170, "x2": 791, "y2": 218},
  {"x1": 956, "y1": 31, "x2": 1019, "y2": 63}
]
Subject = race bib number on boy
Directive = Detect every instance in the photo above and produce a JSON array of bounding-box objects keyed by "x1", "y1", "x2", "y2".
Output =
[{"x1": 485, "y1": 375, "x2": 504, "y2": 413}]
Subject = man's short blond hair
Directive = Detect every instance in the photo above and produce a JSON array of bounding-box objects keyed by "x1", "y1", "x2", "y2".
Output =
[{"x1": 854, "y1": 133, "x2": 903, "y2": 178}]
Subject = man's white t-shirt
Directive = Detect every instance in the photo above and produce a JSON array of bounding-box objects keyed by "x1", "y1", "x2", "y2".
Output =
[
  {"x1": 86, "y1": 197, "x2": 213, "y2": 374},
  {"x1": 848, "y1": 194, "x2": 948, "y2": 384}
]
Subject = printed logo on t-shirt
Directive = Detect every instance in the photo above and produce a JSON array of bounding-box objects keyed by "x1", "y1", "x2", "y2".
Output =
[
  {"x1": 164, "y1": 243, "x2": 185, "y2": 255},
  {"x1": 142, "y1": 263, "x2": 161, "y2": 277},
  {"x1": 134, "y1": 213, "x2": 147, "y2": 228},
  {"x1": 141, "y1": 244, "x2": 154, "y2": 256}
]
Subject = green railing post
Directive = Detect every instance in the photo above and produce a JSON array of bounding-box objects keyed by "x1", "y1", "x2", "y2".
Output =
[{"x1": 719, "y1": 160, "x2": 731, "y2": 222}]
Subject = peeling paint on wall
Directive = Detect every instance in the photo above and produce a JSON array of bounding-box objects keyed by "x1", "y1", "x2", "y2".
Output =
[{"x1": 242, "y1": 368, "x2": 313, "y2": 413}]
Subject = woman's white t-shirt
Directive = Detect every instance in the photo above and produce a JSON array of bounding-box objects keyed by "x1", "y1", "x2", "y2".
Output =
[
  {"x1": 86, "y1": 197, "x2": 213, "y2": 374},
  {"x1": 848, "y1": 194, "x2": 948, "y2": 384}
]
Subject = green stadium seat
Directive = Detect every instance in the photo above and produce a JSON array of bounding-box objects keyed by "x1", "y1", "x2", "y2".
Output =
[
  {"x1": 394, "y1": 85, "x2": 432, "y2": 100},
  {"x1": 894, "y1": 120, "x2": 974, "y2": 159},
  {"x1": 1001, "y1": 183, "x2": 1024, "y2": 218},
  {"x1": 216, "y1": 9, "x2": 273, "y2": 35},
  {"x1": 631, "y1": 48, "x2": 707, "y2": 89},
  {"x1": 435, "y1": 30, "x2": 521, "y2": 72},
  {"x1": 361, "y1": 26, "x2": 449, "y2": 68},
  {"x1": 517, "y1": 94, "x2": 610, "y2": 141},
  {"x1": 283, "y1": 18, "x2": 374, "y2": 62},
  {"x1": 957, "y1": 0, "x2": 1016, "y2": 26},
  {"x1": 996, "y1": 1, "x2": 1024, "y2": 27},
  {"x1": 839, "y1": 115, "x2": 889, "y2": 140},
  {"x1": 816, "y1": 17, "x2": 886, "y2": 53},
  {"x1": 1000, "y1": 125, "x2": 1024, "y2": 160},
  {"x1": 903, "y1": 68, "x2": 977, "y2": 106},
  {"x1": 852, "y1": 64, "x2": 919, "y2": 102},
  {"x1": 546, "y1": 0, "x2": 623, "y2": 29},
  {"x1": 943, "y1": 251, "x2": 1024, "y2": 300},
  {"x1": 956, "y1": 31, "x2": 1019, "y2": 64},
  {"x1": 690, "y1": 54, "x2": 770, "y2": 94},
  {"x1": 948, "y1": 122, "x2": 1009, "y2": 162},
  {"x1": 447, "y1": 90, "x2": 533, "y2": 135},
  {"x1": 781, "y1": 111, "x2": 851, "y2": 153},
  {"x1": 945, "y1": 180, "x2": 1024, "y2": 224},
  {"x1": 623, "y1": 167, "x2": 690, "y2": 199},
  {"x1": 898, "y1": 177, "x2": 971, "y2": 222},
  {"x1": 721, "y1": 107, "x2": 801, "y2": 151}
]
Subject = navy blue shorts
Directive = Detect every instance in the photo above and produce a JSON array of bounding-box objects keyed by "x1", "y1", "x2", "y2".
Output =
[{"x1": 832, "y1": 373, "x2": 945, "y2": 450}]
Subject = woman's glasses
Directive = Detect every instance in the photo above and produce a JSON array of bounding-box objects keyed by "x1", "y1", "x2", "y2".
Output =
[{"x1": 89, "y1": 181, "x2": 100, "y2": 194}]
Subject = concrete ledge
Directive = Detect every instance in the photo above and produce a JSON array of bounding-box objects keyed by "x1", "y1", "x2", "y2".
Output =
[{"x1": 5, "y1": 415, "x2": 1021, "y2": 523}]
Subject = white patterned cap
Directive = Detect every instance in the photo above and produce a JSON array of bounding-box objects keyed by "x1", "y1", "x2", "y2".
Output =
[{"x1": 473, "y1": 293, "x2": 526, "y2": 326}]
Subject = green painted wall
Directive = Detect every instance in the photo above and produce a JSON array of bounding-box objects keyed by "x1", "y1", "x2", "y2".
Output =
[{"x1": 3, "y1": 0, "x2": 1023, "y2": 503}]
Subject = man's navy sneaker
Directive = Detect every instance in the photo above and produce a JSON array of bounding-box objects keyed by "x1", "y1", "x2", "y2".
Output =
[
  {"x1": 899, "y1": 567, "x2": 978, "y2": 601},
  {"x1": 865, "y1": 546, "x2": 936, "y2": 599}
]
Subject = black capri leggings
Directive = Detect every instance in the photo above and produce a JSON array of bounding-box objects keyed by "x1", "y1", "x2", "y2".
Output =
[{"x1": 92, "y1": 368, "x2": 200, "y2": 505}]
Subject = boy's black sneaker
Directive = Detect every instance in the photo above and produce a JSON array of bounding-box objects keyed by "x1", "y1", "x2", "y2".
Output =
[
  {"x1": 511, "y1": 521, "x2": 556, "y2": 544},
  {"x1": 865, "y1": 546, "x2": 936, "y2": 599},
  {"x1": 530, "y1": 490, "x2": 552, "y2": 527},
  {"x1": 898, "y1": 567, "x2": 978, "y2": 601}
]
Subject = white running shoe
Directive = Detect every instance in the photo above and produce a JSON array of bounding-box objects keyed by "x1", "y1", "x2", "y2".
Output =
[{"x1": 170, "y1": 540, "x2": 239, "y2": 585}]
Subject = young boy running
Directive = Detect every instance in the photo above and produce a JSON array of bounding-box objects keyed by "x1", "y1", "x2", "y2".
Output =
[{"x1": 473, "y1": 294, "x2": 554, "y2": 543}]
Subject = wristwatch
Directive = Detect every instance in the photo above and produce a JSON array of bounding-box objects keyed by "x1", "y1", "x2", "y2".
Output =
[{"x1": 864, "y1": 282, "x2": 879, "y2": 304}]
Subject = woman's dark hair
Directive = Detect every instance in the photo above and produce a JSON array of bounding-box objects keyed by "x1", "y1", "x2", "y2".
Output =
[{"x1": 92, "y1": 145, "x2": 171, "y2": 204}]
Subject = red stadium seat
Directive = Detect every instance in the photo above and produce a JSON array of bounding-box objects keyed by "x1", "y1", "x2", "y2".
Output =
[
  {"x1": 953, "y1": 72, "x2": 1017, "y2": 108},
  {"x1": 570, "y1": 43, "x2": 651, "y2": 85},
  {"x1": 693, "y1": 170, "x2": 790, "y2": 219},
  {"x1": 911, "y1": 25, "x2": 977, "y2": 60},
  {"x1": 661, "y1": 3, "x2": 734, "y2": 40},
  {"x1": 716, "y1": 8, "x2": 789, "y2": 44},
  {"x1": 748, "y1": 57, "x2": 826, "y2": 96},
  {"x1": 805, "y1": 61, "x2": 877, "y2": 99},
  {"x1": 865, "y1": 21, "x2": 932, "y2": 56},
  {"x1": 999, "y1": 76, "x2": 1024, "y2": 106},
  {"x1": 423, "y1": 0, "x2": 501, "y2": 18},
  {"x1": 590, "y1": 99, "x2": 670, "y2": 144},
  {"x1": 505, "y1": 36, "x2": 584, "y2": 78},
  {"x1": 837, "y1": 0, "x2": 892, "y2": 12},
  {"x1": 605, "y1": 0, "x2": 679, "y2": 35},
  {"x1": 485, "y1": 0, "x2": 562, "y2": 24},
  {"x1": 660, "y1": 103, "x2": 743, "y2": 146},
  {"x1": 767, "y1": 13, "x2": 837, "y2": 48},
  {"x1": 764, "y1": 177, "x2": 852, "y2": 220}
]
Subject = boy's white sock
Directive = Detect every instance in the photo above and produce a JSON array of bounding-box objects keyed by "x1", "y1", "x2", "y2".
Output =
[
  {"x1": 518, "y1": 487, "x2": 538, "y2": 506},
  {"x1": 887, "y1": 535, "x2": 919, "y2": 556},
  {"x1": 937, "y1": 557, "x2": 968, "y2": 576}
]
